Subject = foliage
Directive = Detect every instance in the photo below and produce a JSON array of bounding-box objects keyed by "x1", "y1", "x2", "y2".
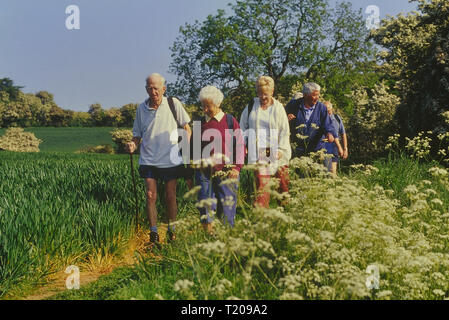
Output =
[
  {"x1": 345, "y1": 82, "x2": 400, "y2": 161},
  {"x1": 0, "y1": 78, "x2": 23, "y2": 101},
  {"x1": 77, "y1": 144, "x2": 115, "y2": 155},
  {"x1": 0, "y1": 152, "x2": 193, "y2": 296},
  {"x1": 0, "y1": 128, "x2": 42, "y2": 152},
  {"x1": 110, "y1": 129, "x2": 133, "y2": 154},
  {"x1": 169, "y1": 0, "x2": 375, "y2": 115},
  {"x1": 371, "y1": 0, "x2": 449, "y2": 137}
]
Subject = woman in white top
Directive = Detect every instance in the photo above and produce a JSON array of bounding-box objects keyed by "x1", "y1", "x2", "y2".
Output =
[{"x1": 239, "y1": 76, "x2": 291, "y2": 208}]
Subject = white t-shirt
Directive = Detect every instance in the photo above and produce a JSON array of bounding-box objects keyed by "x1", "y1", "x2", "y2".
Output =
[{"x1": 132, "y1": 97, "x2": 190, "y2": 168}]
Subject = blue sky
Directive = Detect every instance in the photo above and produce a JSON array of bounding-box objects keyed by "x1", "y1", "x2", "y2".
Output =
[{"x1": 0, "y1": 0, "x2": 418, "y2": 111}]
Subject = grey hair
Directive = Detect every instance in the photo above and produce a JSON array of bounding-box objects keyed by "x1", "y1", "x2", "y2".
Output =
[
  {"x1": 146, "y1": 73, "x2": 166, "y2": 86},
  {"x1": 198, "y1": 85, "x2": 224, "y2": 106},
  {"x1": 302, "y1": 82, "x2": 321, "y2": 95}
]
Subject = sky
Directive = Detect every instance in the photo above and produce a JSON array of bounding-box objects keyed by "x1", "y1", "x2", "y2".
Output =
[{"x1": 0, "y1": 0, "x2": 418, "y2": 112}]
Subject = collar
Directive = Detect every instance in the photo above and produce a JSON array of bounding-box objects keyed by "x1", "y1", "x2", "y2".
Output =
[
  {"x1": 302, "y1": 101, "x2": 317, "y2": 111},
  {"x1": 145, "y1": 97, "x2": 164, "y2": 110},
  {"x1": 205, "y1": 110, "x2": 225, "y2": 122}
]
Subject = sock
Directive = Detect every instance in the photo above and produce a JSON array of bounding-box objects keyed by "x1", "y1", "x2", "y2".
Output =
[{"x1": 150, "y1": 226, "x2": 158, "y2": 233}]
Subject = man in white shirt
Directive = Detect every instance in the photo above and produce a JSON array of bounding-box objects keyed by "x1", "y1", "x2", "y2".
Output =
[{"x1": 126, "y1": 73, "x2": 191, "y2": 246}]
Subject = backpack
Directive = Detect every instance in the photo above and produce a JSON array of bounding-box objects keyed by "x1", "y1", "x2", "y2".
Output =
[{"x1": 167, "y1": 96, "x2": 183, "y2": 128}]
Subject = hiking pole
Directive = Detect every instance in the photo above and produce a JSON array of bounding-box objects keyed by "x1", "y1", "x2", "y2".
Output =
[{"x1": 129, "y1": 151, "x2": 139, "y2": 232}]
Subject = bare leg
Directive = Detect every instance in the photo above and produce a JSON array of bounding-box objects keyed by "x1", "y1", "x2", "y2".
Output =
[
  {"x1": 165, "y1": 179, "x2": 178, "y2": 227},
  {"x1": 144, "y1": 178, "x2": 158, "y2": 229},
  {"x1": 331, "y1": 162, "x2": 338, "y2": 176}
]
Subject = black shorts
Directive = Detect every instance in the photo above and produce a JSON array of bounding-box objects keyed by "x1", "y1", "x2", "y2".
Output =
[{"x1": 138, "y1": 165, "x2": 193, "y2": 182}]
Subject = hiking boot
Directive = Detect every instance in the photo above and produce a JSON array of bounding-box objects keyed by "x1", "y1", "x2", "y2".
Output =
[
  {"x1": 167, "y1": 229, "x2": 176, "y2": 243},
  {"x1": 148, "y1": 231, "x2": 160, "y2": 248}
]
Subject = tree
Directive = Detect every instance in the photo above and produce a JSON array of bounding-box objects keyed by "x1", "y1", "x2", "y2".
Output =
[
  {"x1": 88, "y1": 103, "x2": 105, "y2": 126},
  {"x1": 103, "y1": 107, "x2": 123, "y2": 127},
  {"x1": 346, "y1": 82, "x2": 400, "y2": 161},
  {"x1": 0, "y1": 78, "x2": 23, "y2": 101},
  {"x1": 169, "y1": 0, "x2": 374, "y2": 114},
  {"x1": 119, "y1": 103, "x2": 138, "y2": 127},
  {"x1": 35, "y1": 91, "x2": 56, "y2": 106},
  {"x1": 371, "y1": 0, "x2": 449, "y2": 137}
]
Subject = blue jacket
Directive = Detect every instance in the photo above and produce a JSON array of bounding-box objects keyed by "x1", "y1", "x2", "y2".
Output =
[{"x1": 285, "y1": 99, "x2": 337, "y2": 157}]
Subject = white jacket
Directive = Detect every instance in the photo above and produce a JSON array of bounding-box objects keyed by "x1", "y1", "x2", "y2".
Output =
[{"x1": 239, "y1": 97, "x2": 291, "y2": 174}]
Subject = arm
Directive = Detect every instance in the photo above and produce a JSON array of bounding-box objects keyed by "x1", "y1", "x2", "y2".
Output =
[
  {"x1": 322, "y1": 108, "x2": 337, "y2": 143},
  {"x1": 342, "y1": 133, "x2": 348, "y2": 159},
  {"x1": 126, "y1": 137, "x2": 141, "y2": 154},
  {"x1": 334, "y1": 138, "x2": 344, "y2": 157},
  {"x1": 277, "y1": 105, "x2": 292, "y2": 161}
]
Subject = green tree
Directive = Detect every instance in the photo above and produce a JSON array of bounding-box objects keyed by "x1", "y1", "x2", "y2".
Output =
[
  {"x1": 169, "y1": 0, "x2": 374, "y2": 114},
  {"x1": 104, "y1": 107, "x2": 123, "y2": 127},
  {"x1": 371, "y1": 0, "x2": 449, "y2": 137},
  {"x1": 88, "y1": 103, "x2": 105, "y2": 126},
  {"x1": 119, "y1": 103, "x2": 138, "y2": 127},
  {"x1": 0, "y1": 78, "x2": 23, "y2": 101},
  {"x1": 35, "y1": 91, "x2": 56, "y2": 106}
]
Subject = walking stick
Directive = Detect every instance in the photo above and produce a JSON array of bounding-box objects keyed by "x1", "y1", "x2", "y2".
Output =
[{"x1": 129, "y1": 151, "x2": 139, "y2": 232}]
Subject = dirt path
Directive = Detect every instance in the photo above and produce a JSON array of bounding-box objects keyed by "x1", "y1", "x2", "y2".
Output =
[{"x1": 23, "y1": 226, "x2": 168, "y2": 300}]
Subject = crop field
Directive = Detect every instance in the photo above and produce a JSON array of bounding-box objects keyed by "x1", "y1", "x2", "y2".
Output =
[
  {"x1": 2, "y1": 147, "x2": 449, "y2": 299},
  {"x1": 0, "y1": 127, "x2": 117, "y2": 153},
  {"x1": 2, "y1": 128, "x2": 449, "y2": 300},
  {"x1": 0, "y1": 151, "x2": 193, "y2": 297}
]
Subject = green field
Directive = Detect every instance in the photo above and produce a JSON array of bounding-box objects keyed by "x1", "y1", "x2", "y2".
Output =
[
  {"x1": 0, "y1": 127, "x2": 118, "y2": 153},
  {"x1": 2, "y1": 128, "x2": 449, "y2": 300}
]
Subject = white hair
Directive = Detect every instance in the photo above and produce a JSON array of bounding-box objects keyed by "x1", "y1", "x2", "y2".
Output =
[
  {"x1": 146, "y1": 73, "x2": 166, "y2": 86},
  {"x1": 303, "y1": 82, "x2": 321, "y2": 95},
  {"x1": 198, "y1": 86, "x2": 224, "y2": 106},
  {"x1": 256, "y1": 75, "x2": 275, "y2": 91}
]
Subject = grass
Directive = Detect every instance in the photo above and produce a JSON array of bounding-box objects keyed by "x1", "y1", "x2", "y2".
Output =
[
  {"x1": 3, "y1": 126, "x2": 449, "y2": 299},
  {"x1": 0, "y1": 151, "x2": 192, "y2": 297},
  {"x1": 51, "y1": 156, "x2": 449, "y2": 299},
  {"x1": 0, "y1": 127, "x2": 119, "y2": 152},
  {"x1": 49, "y1": 154, "x2": 449, "y2": 300}
]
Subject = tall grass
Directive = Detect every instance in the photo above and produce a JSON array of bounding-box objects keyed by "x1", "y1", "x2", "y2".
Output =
[
  {"x1": 0, "y1": 152, "x2": 191, "y2": 296},
  {"x1": 53, "y1": 154, "x2": 449, "y2": 300}
]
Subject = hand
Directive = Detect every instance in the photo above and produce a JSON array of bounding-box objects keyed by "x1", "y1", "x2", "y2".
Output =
[
  {"x1": 338, "y1": 146, "x2": 344, "y2": 158},
  {"x1": 287, "y1": 114, "x2": 296, "y2": 122},
  {"x1": 326, "y1": 133, "x2": 335, "y2": 143},
  {"x1": 343, "y1": 148, "x2": 349, "y2": 160},
  {"x1": 125, "y1": 141, "x2": 137, "y2": 154},
  {"x1": 228, "y1": 169, "x2": 240, "y2": 179},
  {"x1": 276, "y1": 151, "x2": 283, "y2": 160}
]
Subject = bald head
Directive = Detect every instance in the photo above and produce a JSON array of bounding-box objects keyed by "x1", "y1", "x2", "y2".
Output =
[
  {"x1": 146, "y1": 73, "x2": 166, "y2": 87},
  {"x1": 145, "y1": 73, "x2": 166, "y2": 108}
]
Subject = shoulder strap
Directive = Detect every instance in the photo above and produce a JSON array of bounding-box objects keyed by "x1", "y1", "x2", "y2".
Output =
[
  {"x1": 247, "y1": 99, "x2": 254, "y2": 123},
  {"x1": 226, "y1": 113, "x2": 234, "y2": 130},
  {"x1": 167, "y1": 96, "x2": 181, "y2": 127},
  {"x1": 335, "y1": 114, "x2": 342, "y2": 125}
]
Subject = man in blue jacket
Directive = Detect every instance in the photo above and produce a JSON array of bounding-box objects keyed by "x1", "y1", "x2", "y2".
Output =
[{"x1": 286, "y1": 82, "x2": 337, "y2": 158}]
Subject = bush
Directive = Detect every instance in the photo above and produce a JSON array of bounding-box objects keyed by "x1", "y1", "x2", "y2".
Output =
[
  {"x1": 0, "y1": 128, "x2": 42, "y2": 152},
  {"x1": 110, "y1": 129, "x2": 133, "y2": 154},
  {"x1": 77, "y1": 144, "x2": 115, "y2": 154},
  {"x1": 346, "y1": 82, "x2": 400, "y2": 161}
]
